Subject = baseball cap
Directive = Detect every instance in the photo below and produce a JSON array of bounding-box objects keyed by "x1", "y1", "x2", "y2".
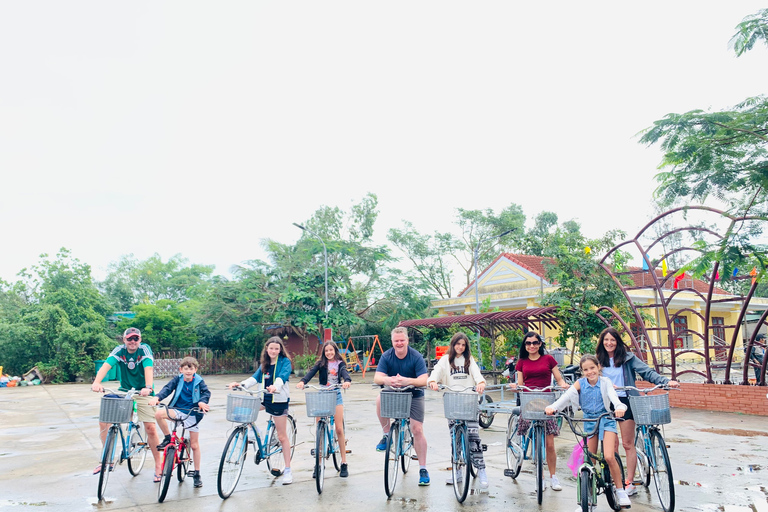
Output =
[
  {"x1": 756, "y1": 333, "x2": 766, "y2": 341},
  {"x1": 123, "y1": 327, "x2": 141, "y2": 338}
]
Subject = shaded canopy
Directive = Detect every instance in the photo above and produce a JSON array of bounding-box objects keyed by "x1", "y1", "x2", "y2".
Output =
[{"x1": 398, "y1": 307, "x2": 561, "y2": 338}]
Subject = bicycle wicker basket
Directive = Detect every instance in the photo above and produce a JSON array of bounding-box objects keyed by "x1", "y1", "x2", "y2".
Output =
[
  {"x1": 628, "y1": 393, "x2": 671, "y2": 425},
  {"x1": 443, "y1": 392, "x2": 479, "y2": 421},
  {"x1": 226, "y1": 394, "x2": 261, "y2": 423},
  {"x1": 305, "y1": 390, "x2": 337, "y2": 417},
  {"x1": 380, "y1": 390, "x2": 413, "y2": 419},
  {"x1": 99, "y1": 396, "x2": 134, "y2": 423},
  {"x1": 519, "y1": 391, "x2": 560, "y2": 420}
]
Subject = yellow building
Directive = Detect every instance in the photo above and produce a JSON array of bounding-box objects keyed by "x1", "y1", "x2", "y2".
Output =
[{"x1": 431, "y1": 253, "x2": 768, "y2": 371}]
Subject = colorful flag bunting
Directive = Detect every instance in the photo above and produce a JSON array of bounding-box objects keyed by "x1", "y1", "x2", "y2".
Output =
[
  {"x1": 662, "y1": 259, "x2": 668, "y2": 277},
  {"x1": 584, "y1": 246, "x2": 591, "y2": 255},
  {"x1": 733, "y1": 268, "x2": 739, "y2": 277},
  {"x1": 673, "y1": 272, "x2": 685, "y2": 289},
  {"x1": 751, "y1": 267, "x2": 758, "y2": 285},
  {"x1": 642, "y1": 257, "x2": 649, "y2": 271}
]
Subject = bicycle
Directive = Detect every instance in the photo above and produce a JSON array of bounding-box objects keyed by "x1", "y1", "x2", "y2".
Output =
[
  {"x1": 379, "y1": 385, "x2": 419, "y2": 498},
  {"x1": 434, "y1": 384, "x2": 482, "y2": 503},
  {"x1": 503, "y1": 385, "x2": 563, "y2": 505},
  {"x1": 304, "y1": 384, "x2": 344, "y2": 494},
  {"x1": 96, "y1": 388, "x2": 149, "y2": 501},
  {"x1": 155, "y1": 404, "x2": 201, "y2": 503},
  {"x1": 556, "y1": 410, "x2": 628, "y2": 512},
  {"x1": 217, "y1": 386, "x2": 297, "y2": 499},
  {"x1": 622, "y1": 384, "x2": 676, "y2": 512}
]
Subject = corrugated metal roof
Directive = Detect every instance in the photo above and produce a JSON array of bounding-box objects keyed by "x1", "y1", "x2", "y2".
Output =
[{"x1": 398, "y1": 306, "x2": 561, "y2": 336}]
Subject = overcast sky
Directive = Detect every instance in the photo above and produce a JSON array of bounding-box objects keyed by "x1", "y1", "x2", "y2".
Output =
[{"x1": 2, "y1": 2, "x2": 767, "y2": 290}]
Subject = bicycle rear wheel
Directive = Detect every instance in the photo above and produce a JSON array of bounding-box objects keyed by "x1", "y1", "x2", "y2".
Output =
[
  {"x1": 126, "y1": 423, "x2": 147, "y2": 476},
  {"x1": 401, "y1": 422, "x2": 413, "y2": 474},
  {"x1": 505, "y1": 413, "x2": 523, "y2": 479},
  {"x1": 315, "y1": 421, "x2": 327, "y2": 494},
  {"x1": 478, "y1": 395, "x2": 494, "y2": 429},
  {"x1": 534, "y1": 424, "x2": 544, "y2": 505},
  {"x1": 331, "y1": 423, "x2": 341, "y2": 472},
  {"x1": 177, "y1": 443, "x2": 190, "y2": 482},
  {"x1": 635, "y1": 427, "x2": 651, "y2": 486},
  {"x1": 384, "y1": 422, "x2": 400, "y2": 497},
  {"x1": 217, "y1": 426, "x2": 248, "y2": 500},
  {"x1": 651, "y1": 429, "x2": 675, "y2": 512},
  {"x1": 287, "y1": 414, "x2": 297, "y2": 460},
  {"x1": 604, "y1": 452, "x2": 625, "y2": 511},
  {"x1": 452, "y1": 424, "x2": 471, "y2": 503},
  {"x1": 97, "y1": 428, "x2": 117, "y2": 501},
  {"x1": 157, "y1": 446, "x2": 175, "y2": 503},
  {"x1": 266, "y1": 420, "x2": 290, "y2": 477}
]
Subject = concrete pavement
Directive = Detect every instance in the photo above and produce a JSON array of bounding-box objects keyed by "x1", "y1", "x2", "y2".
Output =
[{"x1": 1, "y1": 374, "x2": 767, "y2": 512}]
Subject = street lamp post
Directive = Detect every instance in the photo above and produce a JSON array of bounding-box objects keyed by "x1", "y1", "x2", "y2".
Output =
[
  {"x1": 473, "y1": 229, "x2": 515, "y2": 367},
  {"x1": 293, "y1": 223, "x2": 328, "y2": 324}
]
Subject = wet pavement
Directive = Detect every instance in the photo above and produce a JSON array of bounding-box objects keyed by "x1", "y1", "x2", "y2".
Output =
[{"x1": 1, "y1": 374, "x2": 767, "y2": 512}]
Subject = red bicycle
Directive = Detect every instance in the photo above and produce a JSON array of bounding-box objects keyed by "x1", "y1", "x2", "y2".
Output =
[{"x1": 156, "y1": 404, "x2": 202, "y2": 503}]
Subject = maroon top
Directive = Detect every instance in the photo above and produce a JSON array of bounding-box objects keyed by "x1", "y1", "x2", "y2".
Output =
[{"x1": 515, "y1": 355, "x2": 557, "y2": 390}]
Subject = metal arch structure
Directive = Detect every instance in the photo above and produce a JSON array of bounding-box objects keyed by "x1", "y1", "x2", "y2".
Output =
[{"x1": 597, "y1": 206, "x2": 767, "y2": 385}]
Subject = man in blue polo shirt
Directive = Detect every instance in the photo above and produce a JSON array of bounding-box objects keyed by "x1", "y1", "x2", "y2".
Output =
[{"x1": 374, "y1": 326, "x2": 430, "y2": 485}]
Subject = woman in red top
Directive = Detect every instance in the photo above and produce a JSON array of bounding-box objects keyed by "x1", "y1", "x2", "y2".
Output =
[{"x1": 510, "y1": 331, "x2": 569, "y2": 491}]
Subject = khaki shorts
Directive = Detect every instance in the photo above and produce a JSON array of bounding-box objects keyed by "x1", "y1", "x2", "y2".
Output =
[{"x1": 133, "y1": 395, "x2": 156, "y2": 423}]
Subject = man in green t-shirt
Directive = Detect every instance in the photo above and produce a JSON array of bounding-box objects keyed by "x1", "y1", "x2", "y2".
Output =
[{"x1": 92, "y1": 327, "x2": 163, "y2": 480}]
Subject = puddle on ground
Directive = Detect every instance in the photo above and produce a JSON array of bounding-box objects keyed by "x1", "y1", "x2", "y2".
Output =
[{"x1": 697, "y1": 428, "x2": 768, "y2": 437}]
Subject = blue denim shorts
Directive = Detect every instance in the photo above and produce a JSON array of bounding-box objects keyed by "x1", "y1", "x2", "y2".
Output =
[
  {"x1": 583, "y1": 415, "x2": 617, "y2": 441},
  {"x1": 335, "y1": 389, "x2": 343, "y2": 406}
]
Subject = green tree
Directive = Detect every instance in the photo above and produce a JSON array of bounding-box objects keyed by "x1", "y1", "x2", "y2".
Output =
[
  {"x1": 639, "y1": 9, "x2": 768, "y2": 284},
  {"x1": 117, "y1": 300, "x2": 197, "y2": 352}
]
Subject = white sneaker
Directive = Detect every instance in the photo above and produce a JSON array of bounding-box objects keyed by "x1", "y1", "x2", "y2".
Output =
[
  {"x1": 445, "y1": 476, "x2": 454, "y2": 485},
  {"x1": 625, "y1": 483, "x2": 637, "y2": 496},
  {"x1": 550, "y1": 475, "x2": 562, "y2": 491},
  {"x1": 281, "y1": 468, "x2": 293, "y2": 485},
  {"x1": 478, "y1": 468, "x2": 489, "y2": 489},
  {"x1": 616, "y1": 489, "x2": 631, "y2": 507}
]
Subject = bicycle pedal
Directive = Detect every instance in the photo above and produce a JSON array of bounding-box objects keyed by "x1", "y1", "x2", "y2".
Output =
[
  {"x1": 411, "y1": 454, "x2": 418, "y2": 460},
  {"x1": 481, "y1": 444, "x2": 488, "y2": 452},
  {"x1": 345, "y1": 449, "x2": 352, "y2": 454},
  {"x1": 310, "y1": 449, "x2": 316, "y2": 456},
  {"x1": 503, "y1": 469, "x2": 515, "y2": 477}
]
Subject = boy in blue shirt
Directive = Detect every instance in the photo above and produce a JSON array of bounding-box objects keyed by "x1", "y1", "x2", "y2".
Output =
[{"x1": 149, "y1": 356, "x2": 211, "y2": 488}]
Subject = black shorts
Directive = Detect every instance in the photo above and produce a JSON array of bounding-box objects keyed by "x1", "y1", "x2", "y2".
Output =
[
  {"x1": 263, "y1": 398, "x2": 290, "y2": 417},
  {"x1": 612, "y1": 395, "x2": 634, "y2": 422}
]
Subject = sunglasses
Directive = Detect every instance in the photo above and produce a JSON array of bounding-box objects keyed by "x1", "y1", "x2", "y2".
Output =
[
  {"x1": 127, "y1": 336, "x2": 140, "y2": 342},
  {"x1": 525, "y1": 341, "x2": 541, "y2": 346}
]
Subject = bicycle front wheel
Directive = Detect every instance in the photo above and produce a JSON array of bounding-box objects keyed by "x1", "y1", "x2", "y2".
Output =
[
  {"x1": 579, "y1": 468, "x2": 592, "y2": 512},
  {"x1": 266, "y1": 428, "x2": 284, "y2": 477},
  {"x1": 97, "y1": 428, "x2": 117, "y2": 501},
  {"x1": 452, "y1": 424, "x2": 471, "y2": 503},
  {"x1": 315, "y1": 421, "x2": 327, "y2": 494},
  {"x1": 157, "y1": 446, "x2": 175, "y2": 503},
  {"x1": 217, "y1": 426, "x2": 248, "y2": 500},
  {"x1": 604, "y1": 452, "x2": 625, "y2": 511},
  {"x1": 401, "y1": 422, "x2": 413, "y2": 474},
  {"x1": 534, "y1": 424, "x2": 544, "y2": 505},
  {"x1": 331, "y1": 423, "x2": 341, "y2": 471},
  {"x1": 384, "y1": 422, "x2": 400, "y2": 497},
  {"x1": 651, "y1": 429, "x2": 675, "y2": 512},
  {"x1": 126, "y1": 423, "x2": 147, "y2": 476},
  {"x1": 635, "y1": 427, "x2": 651, "y2": 487},
  {"x1": 505, "y1": 413, "x2": 524, "y2": 479}
]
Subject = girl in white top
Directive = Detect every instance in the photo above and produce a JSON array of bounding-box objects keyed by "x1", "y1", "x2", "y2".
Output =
[{"x1": 427, "y1": 332, "x2": 489, "y2": 488}]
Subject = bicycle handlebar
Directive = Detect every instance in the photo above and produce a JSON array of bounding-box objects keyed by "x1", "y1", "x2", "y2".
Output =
[
  {"x1": 509, "y1": 384, "x2": 564, "y2": 393},
  {"x1": 617, "y1": 384, "x2": 678, "y2": 394},
  {"x1": 101, "y1": 387, "x2": 139, "y2": 398},
  {"x1": 555, "y1": 410, "x2": 621, "y2": 438},
  {"x1": 226, "y1": 384, "x2": 266, "y2": 396},
  {"x1": 304, "y1": 384, "x2": 343, "y2": 391},
  {"x1": 432, "y1": 384, "x2": 476, "y2": 393}
]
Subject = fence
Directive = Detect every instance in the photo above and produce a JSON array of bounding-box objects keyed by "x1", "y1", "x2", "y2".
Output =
[{"x1": 154, "y1": 349, "x2": 254, "y2": 378}]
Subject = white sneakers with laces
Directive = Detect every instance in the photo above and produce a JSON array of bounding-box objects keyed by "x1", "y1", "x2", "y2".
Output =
[
  {"x1": 550, "y1": 475, "x2": 562, "y2": 491},
  {"x1": 281, "y1": 468, "x2": 293, "y2": 485},
  {"x1": 625, "y1": 482, "x2": 637, "y2": 496},
  {"x1": 478, "y1": 468, "x2": 489, "y2": 489}
]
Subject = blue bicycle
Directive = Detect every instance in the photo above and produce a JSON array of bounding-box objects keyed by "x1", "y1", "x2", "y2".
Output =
[
  {"x1": 379, "y1": 385, "x2": 418, "y2": 498},
  {"x1": 96, "y1": 388, "x2": 149, "y2": 501},
  {"x1": 304, "y1": 384, "x2": 344, "y2": 494},
  {"x1": 623, "y1": 384, "x2": 676, "y2": 512},
  {"x1": 216, "y1": 386, "x2": 297, "y2": 499},
  {"x1": 504, "y1": 385, "x2": 563, "y2": 505}
]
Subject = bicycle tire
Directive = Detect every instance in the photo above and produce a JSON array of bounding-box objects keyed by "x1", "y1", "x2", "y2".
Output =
[
  {"x1": 126, "y1": 422, "x2": 147, "y2": 476},
  {"x1": 384, "y1": 422, "x2": 400, "y2": 497},
  {"x1": 534, "y1": 424, "x2": 544, "y2": 505},
  {"x1": 331, "y1": 422, "x2": 341, "y2": 472},
  {"x1": 635, "y1": 427, "x2": 651, "y2": 487},
  {"x1": 452, "y1": 424, "x2": 471, "y2": 503},
  {"x1": 287, "y1": 414, "x2": 297, "y2": 460},
  {"x1": 97, "y1": 428, "x2": 117, "y2": 501},
  {"x1": 651, "y1": 429, "x2": 675, "y2": 512},
  {"x1": 266, "y1": 423, "x2": 286, "y2": 476},
  {"x1": 505, "y1": 413, "x2": 524, "y2": 479},
  {"x1": 177, "y1": 443, "x2": 189, "y2": 482},
  {"x1": 157, "y1": 445, "x2": 175, "y2": 503},
  {"x1": 478, "y1": 395, "x2": 494, "y2": 429},
  {"x1": 401, "y1": 422, "x2": 413, "y2": 474},
  {"x1": 315, "y1": 421, "x2": 327, "y2": 494},
  {"x1": 217, "y1": 426, "x2": 248, "y2": 500},
  {"x1": 579, "y1": 468, "x2": 592, "y2": 512}
]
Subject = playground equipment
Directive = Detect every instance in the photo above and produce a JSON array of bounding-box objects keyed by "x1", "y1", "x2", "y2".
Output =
[{"x1": 345, "y1": 335, "x2": 385, "y2": 379}]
